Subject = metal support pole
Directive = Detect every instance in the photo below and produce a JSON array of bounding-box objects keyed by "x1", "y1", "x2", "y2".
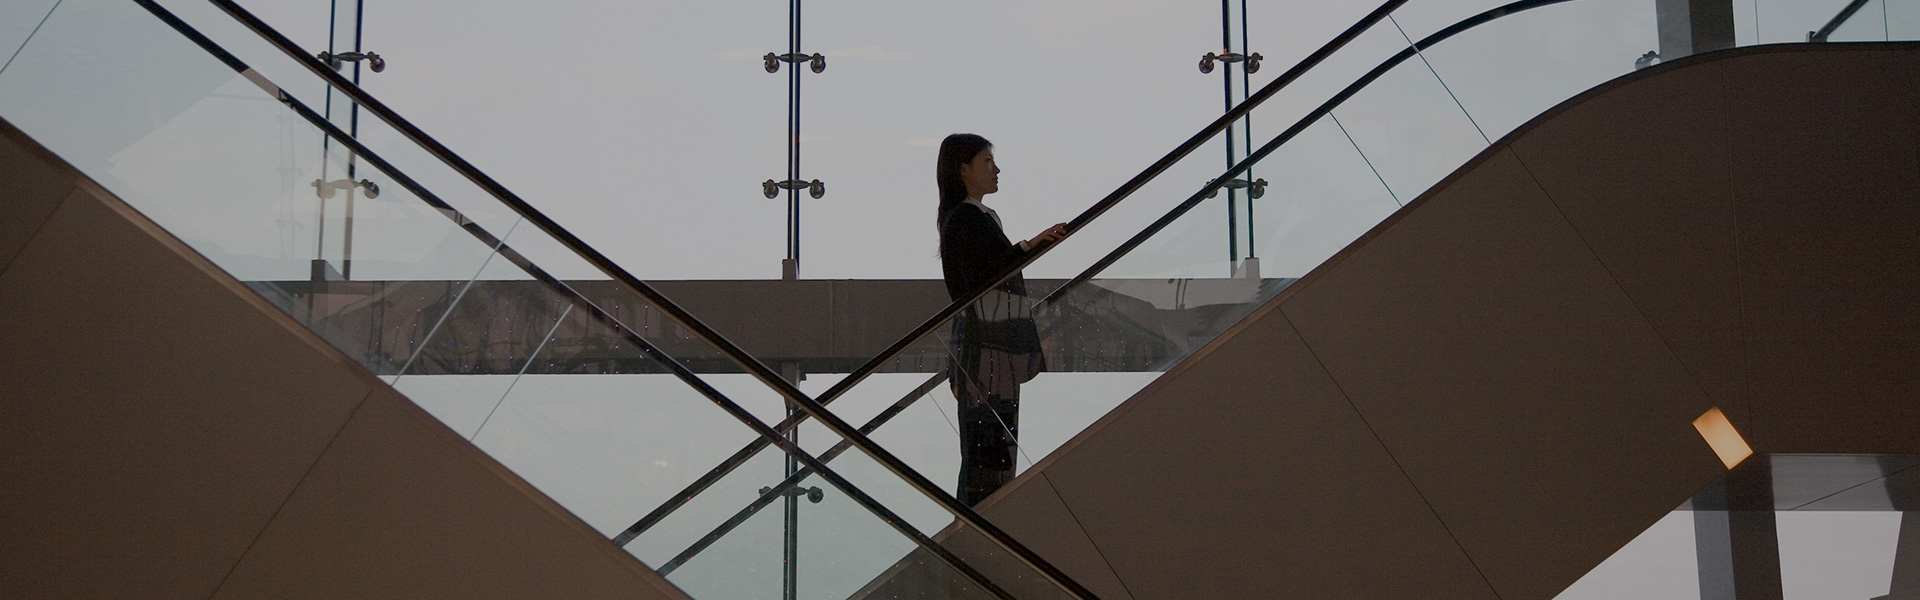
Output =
[
  {"x1": 1221, "y1": 0, "x2": 1239, "y2": 267},
  {"x1": 1240, "y1": 0, "x2": 1257, "y2": 268},
  {"x1": 788, "y1": 0, "x2": 801, "y2": 277},
  {"x1": 780, "y1": 359, "x2": 803, "y2": 600},
  {"x1": 764, "y1": 0, "x2": 822, "y2": 281},
  {"x1": 1692, "y1": 457, "x2": 1784, "y2": 600},
  {"x1": 780, "y1": 2, "x2": 803, "y2": 582},
  {"x1": 1656, "y1": 0, "x2": 1735, "y2": 60}
]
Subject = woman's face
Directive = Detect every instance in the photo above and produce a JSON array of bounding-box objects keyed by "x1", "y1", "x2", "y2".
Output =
[{"x1": 959, "y1": 148, "x2": 999, "y2": 198}]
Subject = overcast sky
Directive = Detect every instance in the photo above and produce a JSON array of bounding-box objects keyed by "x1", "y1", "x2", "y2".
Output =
[
  {"x1": 163, "y1": 0, "x2": 1888, "y2": 285},
  {"x1": 187, "y1": 0, "x2": 1689, "y2": 281}
]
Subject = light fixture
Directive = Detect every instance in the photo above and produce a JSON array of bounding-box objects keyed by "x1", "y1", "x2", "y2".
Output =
[{"x1": 1692, "y1": 407, "x2": 1753, "y2": 469}]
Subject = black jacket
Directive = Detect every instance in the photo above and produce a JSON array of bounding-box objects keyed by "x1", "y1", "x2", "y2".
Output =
[{"x1": 939, "y1": 203, "x2": 1029, "y2": 300}]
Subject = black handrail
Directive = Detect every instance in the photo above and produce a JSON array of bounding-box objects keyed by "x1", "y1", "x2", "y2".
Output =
[
  {"x1": 189, "y1": 0, "x2": 1100, "y2": 597},
  {"x1": 659, "y1": 0, "x2": 1920, "y2": 581},
  {"x1": 640, "y1": 0, "x2": 1620, "y2": 565},
  {"x1": 1038, "y1": 0, "x2": 1579, "y2": 307},
  {"x1": 615, "y1": 0, "x2": 1409, "y2": 546},
  {"x1": 1810, "y1": 0, "x2": 1873, "y2": 42},
  {"x1": 653, "y1": 372, "x2": 950, "y2": 575},
  {"x1": 130, "y1": 3, "x2": 1018, "y2": 599}
]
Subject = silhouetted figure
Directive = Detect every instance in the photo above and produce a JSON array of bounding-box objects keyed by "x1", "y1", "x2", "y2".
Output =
[{"x1": 934, "y1": 133, "x2": 1066, "y2": 505}]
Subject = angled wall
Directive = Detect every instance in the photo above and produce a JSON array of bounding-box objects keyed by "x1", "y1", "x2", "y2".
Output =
[
  {"x1": 899, "y1": 43, "x2": 1918, "y2": 600},
  {"x1": 0, "y1": 120, "x2": 689, "y2": 600}
]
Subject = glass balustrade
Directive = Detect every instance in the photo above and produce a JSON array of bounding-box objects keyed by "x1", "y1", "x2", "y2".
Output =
[
  {"x1": 0, "y1": 1, "x2": 1071, "y2": 598},
  {"x1": 629, "y1": 1, "x2": 1920, "y2": 590}
]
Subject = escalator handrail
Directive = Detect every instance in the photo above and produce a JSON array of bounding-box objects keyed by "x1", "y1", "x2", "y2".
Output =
[
  {"x1": 188, "y1": 0, "x2": 1099, "y2": 597},
  {"x1": 1811, "y1": 0, "x2": 1874, "y2": 42},
  {"x1": 126, "y1": 3, "x2": 1019, "y2": 600},
  {"x1": 636, "y1": 0, "x2": 1591, "y2": 562},
  {"x1": 623, "y1": 0, "x2": 1417, "y2": 548}
]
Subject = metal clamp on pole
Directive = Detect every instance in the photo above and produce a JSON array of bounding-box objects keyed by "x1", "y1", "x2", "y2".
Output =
[
  {"x1": 1634, "y1": 50, "x2": 1661, "y2": 70},
  {"x1": 759, "y1": 485, "x2": 825, "y2": 504},
  {"x1": 763, "y1": 178, "x2": 824, "y2": 199},
  {"x1": 1205, "y1": 177, "x2": 1267, "y2": 199},
  {"x1": 1199, "y1": 51, "x2": 1262, "y2": 73},
  {"x1": 764, "y1": 51, "x2": 825, "y2": 73},
  {"x1": 313, "y1": 177, "x2": 380, "y2": 199},
  {"x1": 316, "y1": 50, "x2": 385, "y2": 72}
]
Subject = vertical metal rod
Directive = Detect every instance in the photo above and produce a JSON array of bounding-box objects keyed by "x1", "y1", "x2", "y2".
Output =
[
  {"x1": 342, "y1": 162, "x2": 355, "y2": 280},
  {"x1": 341, "y1": 0, "x2": 365, "y2": 280},
  {"x1": 317, "y1": 0, "x2": 337, "y2": 270},
  {"x1": 787, "y1": 0, "x2": 802, "y2": 268},
  {"x1": 783, "y1": 6, "x2": 801, "y2": 600},
  {"x1": 1221, "y1": 0, "x2": 1238, "y2": 266},
  {"x1": 314, "y1": 192, "x2": 328, "y2": 267},
  {"x1": 783, "y1": 403, "x2": 800, "y2": 600},
  {"x1": 1240, "y1": 0, "x2": 1256, "y2": 260}
]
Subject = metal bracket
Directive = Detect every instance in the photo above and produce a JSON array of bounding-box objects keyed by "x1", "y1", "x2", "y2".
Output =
[
  {"x1": 1206, "y1": 177, "x2": 1267, "y2": 199},
  {"x1": 764, "y1": 52, "x2": 825, "y2": 74},
  {"x1": 1634, "y1": 50, "x2": 1661, "y2": 71},
  {"x1": 1199, "y1": 51, "x2": 1262, "y2": 74},
  {"x1": 317, "y1": 50, "x2": 385, "y2": 73},
  {"x1": 313, "y1": 178, "x2": 380, "y2": 200},
  {"x1": 760, "y1": 485, "x2": 825, "y2": 504},
  {"x1": 763, "y1": 178, "x2": 825, "y2": 199}
]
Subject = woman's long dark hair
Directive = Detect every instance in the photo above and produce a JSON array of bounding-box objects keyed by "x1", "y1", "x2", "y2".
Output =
[{"x1": 936, "y1": 133, "x2": 992, "y2": 229}]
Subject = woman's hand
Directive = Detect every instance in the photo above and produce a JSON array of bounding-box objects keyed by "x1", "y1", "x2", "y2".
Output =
[{"x1": 1026, "y1": 223, "x2": 1069, "y2": 248}]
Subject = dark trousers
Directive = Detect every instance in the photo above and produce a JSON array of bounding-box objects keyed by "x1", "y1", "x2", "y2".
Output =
[{"x1": 957, "y1": 392, "x2": 1019, "y2": 505}]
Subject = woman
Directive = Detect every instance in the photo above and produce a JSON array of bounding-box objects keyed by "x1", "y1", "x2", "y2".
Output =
[{"x1": 935, "y1": 133, "x2": 1067, "y2": 505}]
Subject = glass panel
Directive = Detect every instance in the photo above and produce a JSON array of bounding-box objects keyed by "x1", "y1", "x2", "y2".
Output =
[
  {"x1": 1382, "y1": 0, "x2": 1519, "y2": 45},
  {"x1": 659, "y1": 464, "x2": 1000, "y2": 600},
  {"x1": 489, "y1": 221, "x2": 765, "y2": 378},
  {"x1": 1324, "y1": 42, "x2": 1491, "y2": 205},
  {"x1": 383, "y1": 245, "x2": 1012, "y2": 598},
  {"x1": 1248, "y1": 116, "x2": 1404, "y2": 276},
  {"x1": 0, "y1": 0, "x2": 502, "y2": 377},
  {"x1": 0, "y1": 3, "x2": 1042, "y2": 598},
  {"x1": 1550, "y1": 508, "x2": 1700, "y2": 600},
  {"x1": 1827, "y1": 0, "x2": 1893, "y2": 40},
  {"x1": 627, "y1": 443, "x2": 787, "y2": 589},
  {"x1": 1415, "y1": 0, "x2": 1658, "y2": 143},
  {"x1": 1755, "y1": 0, "x2": 1864, "y2": 43},
  {"x1": 1736, "y1": 0, "x2": 1763, "y2": 46},
  {"x1": 1777, "y1": 511, "x2": 1904, "y2": 599},
  {"x1": 1893, "y1": 0, "x2": 1920, "y2": 39},
  {"x1": 1245, "y1": 10, "x2": 1415, "y2": 152},
  {"x1": 797, "y1": 0, "x2": 1221, "y2": 280},
  {"x1": 0, "y1": 0, "x2": 60, "y2": 73}
]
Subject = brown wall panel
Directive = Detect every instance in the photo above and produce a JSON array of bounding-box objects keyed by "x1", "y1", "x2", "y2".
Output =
[
  {"x1": 0, "y1": 185, "x2": 374, "y2": 599},
  {"x1": 1511, "y1": 61, "x2": 1746, "y2": 429},
  {"x1": 1721, "y1": 49, "x2": 1920, "y2": 454},
  {"x1": 1039, "y1": 313, "x2": 1494, "y2": 600},
  {"x1": 0, "y1": 122, "x2": 691, "y2": 600},
  {"x1": 1280, "y1": 150, "x2": 1725, "y2": 600},
  {"x1": 0, "y1": 121, "x2": 80, "y2": 273},
  {"x1": 212, "y1": 387, "x2": 686, "y2": 600},
  {"x1": 975, "y1": 44, "x2": 1918, "y2": 600}
]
